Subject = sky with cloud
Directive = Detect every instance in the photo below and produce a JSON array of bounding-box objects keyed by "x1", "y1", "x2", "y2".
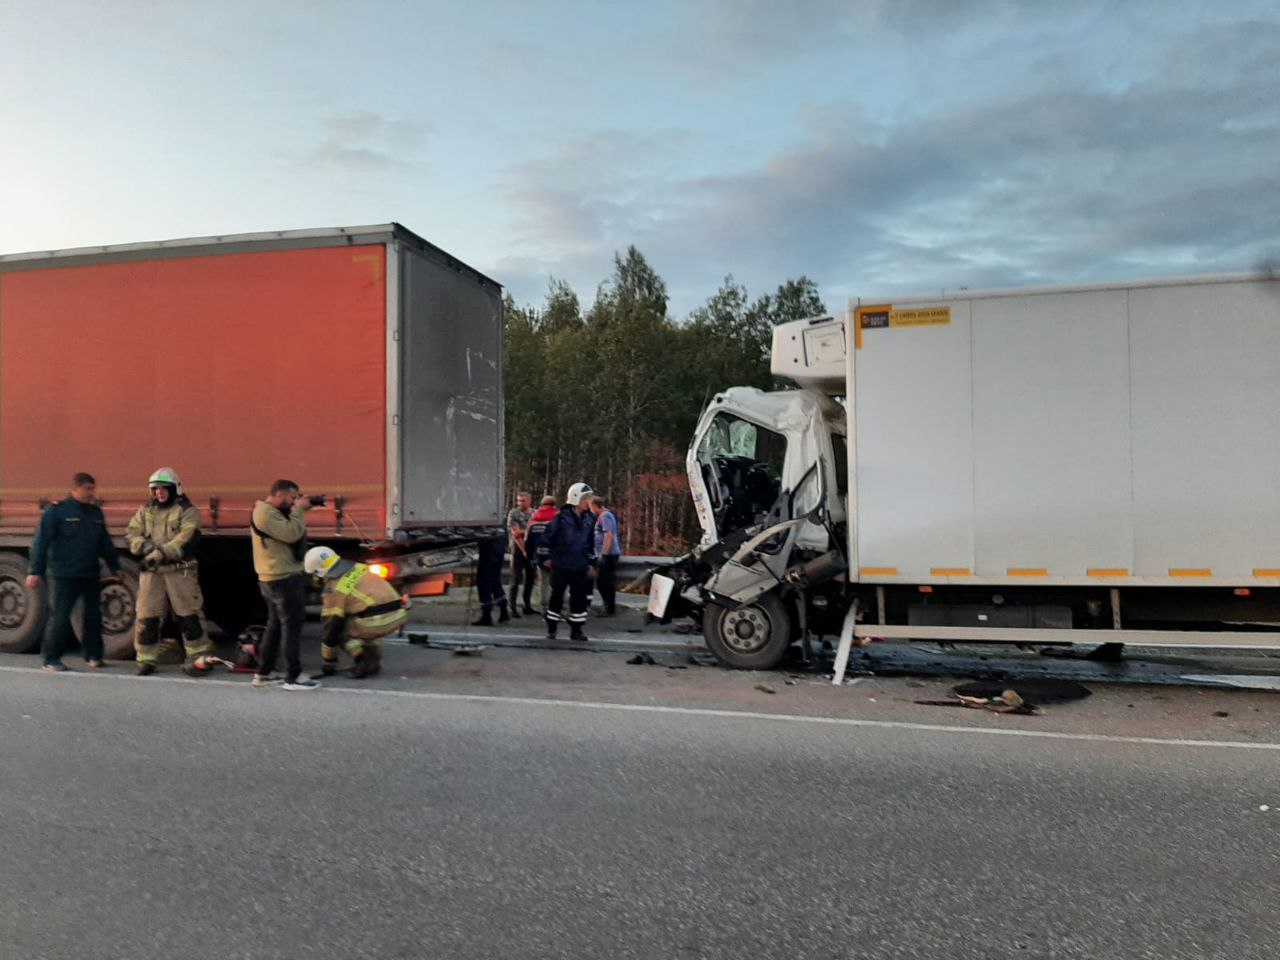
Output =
[{"x1": 2, "y1": 0, "x2": 1277, "y2": 316}]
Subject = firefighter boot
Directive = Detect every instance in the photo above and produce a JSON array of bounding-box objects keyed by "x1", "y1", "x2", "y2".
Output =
[
  {"x1": 570, "y1": 623, "x2": 587, "y2": 643},
  {"x1": 508, "y1": 587, "x2": 521, "y2": 618},
  {"x1": 546, "y1": 617, "x2": 557, "y2": 640},
  {"x1": 498, "y1": 600, "x2": 511, "y2": 623},
  {"x1": 471, "y1": 608, "x2": 493, "y2": 627}
]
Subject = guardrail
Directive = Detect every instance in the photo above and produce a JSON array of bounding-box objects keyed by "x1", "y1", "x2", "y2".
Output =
[{"x1": 616, "y1": 555, "x2": 674, "y2": 579}]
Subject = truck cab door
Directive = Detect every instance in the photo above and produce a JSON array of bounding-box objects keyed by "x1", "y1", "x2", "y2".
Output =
[{"x1": 702, "y1": 461, "x2": 827, "y2": 607}]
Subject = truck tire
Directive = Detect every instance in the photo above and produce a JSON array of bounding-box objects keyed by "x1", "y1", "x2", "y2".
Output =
[
  {"x1": 702, "y1": 593, "x2": 793, "y2": 670},
  {"x1": 74, "y1": 561, "x2": 140, "y2": 661},
  {"x1": 0, "y1": 551, "x2": 48, "y2": 654}
]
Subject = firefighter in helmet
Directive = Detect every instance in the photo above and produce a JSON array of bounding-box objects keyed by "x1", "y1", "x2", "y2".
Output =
[
  {"x1": 303, "y1": 546, "x2": 408, "y2": 678},
  {"x1": 126, "y1": 467, "x2": 216, "y2": 676}
]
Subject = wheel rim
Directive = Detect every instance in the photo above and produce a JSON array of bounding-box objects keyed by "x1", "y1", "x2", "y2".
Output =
[
  {"x1": 719, "y1": 604, "x2": 775, "y2": 654},
  {"x1": 0, "y1": 578, "x2": 28, "y2": 629},
  {"x1": 101, "y1": 582, "x2": 135, "y2": 635}
]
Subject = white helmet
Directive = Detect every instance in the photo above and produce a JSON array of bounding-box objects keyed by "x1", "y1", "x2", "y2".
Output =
[
  {"x1": 148, "y1": 466, "x2": 183, "y2": 496},
  {"x1": 566, "y1": 482, "x2": 594, "y2": 506},
  {"x1": 304, "y1": 546, "x2": 340, "y2": 578}
]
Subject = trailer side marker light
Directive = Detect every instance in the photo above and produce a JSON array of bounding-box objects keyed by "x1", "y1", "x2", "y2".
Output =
[
  {"x1": 1087, "y1": 568, "x2": 1129, "y2": 577},
  {"x1": 1168, "y1": 568, "x2": 1212, "y2": 578},
  {"x1": 930, "y1": 568, "x2": 971, "y2": 576},
  {"x1": 1234, "y1": 588, "x2": 1252, "y2": 597},
  {"x1": 1253, "y1": 569, "x2": 1280, "y2": 578},
  {"x1": 918, "y1": 585, "x2": 933, "y2": 593},
  {"x1": 859, "y1": 567, "x2": 898, "y2": 576},
  {"x1": 1007, "y1": 568, "x2": 1047, "y2": 577},
  {"x1": 369, "y1": 562, "x2": 397, "y2": 579}
]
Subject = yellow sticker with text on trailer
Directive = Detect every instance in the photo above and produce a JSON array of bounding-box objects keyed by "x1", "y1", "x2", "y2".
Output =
[{"x1": 855, "y1": 304, "x2": 950, "y2": 348}]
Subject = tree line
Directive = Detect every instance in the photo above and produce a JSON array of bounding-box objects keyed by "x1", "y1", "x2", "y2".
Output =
[{"x1": 503, "y1": 246, "x2": 826, "y2": 555}]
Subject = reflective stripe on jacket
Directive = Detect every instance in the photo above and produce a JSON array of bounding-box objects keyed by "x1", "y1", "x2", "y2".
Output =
[{"x1": 321, "y1": 562, "x2": 407, "y2": 640}]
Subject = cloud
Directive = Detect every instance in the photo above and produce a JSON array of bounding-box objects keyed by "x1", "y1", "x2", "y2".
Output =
[
  {"x1": 496, "y1": 17, "x2": 1280, "y2": 316},
  {"x1": 284, "y1": 112, "x2": 431, "y2": 174}
]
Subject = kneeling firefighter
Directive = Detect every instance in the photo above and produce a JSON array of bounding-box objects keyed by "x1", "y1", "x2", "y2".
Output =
[
  {"x1": 303, "y1": 546, "x2": 408, "y2": 678},
  {"x1": 126, "y1": 467, "x2": 215, "y2": 677}
]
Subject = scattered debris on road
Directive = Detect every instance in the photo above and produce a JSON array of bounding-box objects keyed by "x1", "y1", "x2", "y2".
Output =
[
  {"x1": 915, "y1": 678, "x2": 1092, "y2": 716},
  {"x1": 626, "y1": 653, "x2": 657, "y2": 666},
  {"x1": 754, "y1": 684, "x2": 777, "y2": 695}
]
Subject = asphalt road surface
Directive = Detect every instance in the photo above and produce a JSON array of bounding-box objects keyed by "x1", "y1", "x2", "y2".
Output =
[{"x1": 1, "y1": 645, "x2": 1277, "y2": 960}]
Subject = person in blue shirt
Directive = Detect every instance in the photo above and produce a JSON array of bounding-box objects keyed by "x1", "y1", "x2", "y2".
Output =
[
  {"x1": 26, "y1": 472, "x2": 121, "y2": 671},
  {"x1": 589, "y1": 496, "x2": 622, "y2": 617}
]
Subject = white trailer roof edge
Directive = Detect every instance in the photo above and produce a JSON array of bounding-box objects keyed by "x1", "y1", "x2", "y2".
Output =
[{"x1": 850, "y1": 270, "x2": 1278, "y2": 307}]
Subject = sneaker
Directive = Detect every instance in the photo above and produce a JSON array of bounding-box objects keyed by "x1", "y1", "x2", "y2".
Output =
[
  {"x1": 137, "y1": 663, "x2": 156, "y2": 676},
  {"x1": 42, "y1": 661, "x2": 69, "y2": 673},
  {"x1": 282, "y1": 678, "x2": 321, "y2": 691},
  {"x1": 252, "y1": 672, "x2": 284, "y2": 687}
]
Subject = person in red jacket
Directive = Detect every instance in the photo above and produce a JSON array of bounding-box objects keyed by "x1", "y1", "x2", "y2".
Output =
[{"x1": 523, "y1": 495, "x2": 558, "y2": 613}]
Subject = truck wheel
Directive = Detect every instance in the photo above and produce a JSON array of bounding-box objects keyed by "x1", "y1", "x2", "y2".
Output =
[
  {"x1": 0, "y1": 551, "x2": 48, "y2": 654},
  {"x1": 702, "y1": 593, "x2": 792, "y2": 669},
  {"x1": 75, "y1": 562, "x2": 140, "y2": 661}
]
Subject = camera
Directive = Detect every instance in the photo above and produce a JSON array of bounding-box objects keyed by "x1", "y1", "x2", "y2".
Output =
[{"x1": 307, "y1": 495, "x2": 327, "y2": 507}]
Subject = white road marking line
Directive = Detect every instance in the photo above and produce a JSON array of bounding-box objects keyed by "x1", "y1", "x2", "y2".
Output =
[{"x1": 2, "y1": 663, "x2": 1277, "y2": 752}]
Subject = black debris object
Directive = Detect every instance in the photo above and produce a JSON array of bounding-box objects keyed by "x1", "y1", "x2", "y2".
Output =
[
  {"x1": 687, "y1": 654, "x2": 721, "y2": 667},
  {"x1": 953, "y1": 678, "x2": 1091, "y2": 704},
  {"x1": 754, "y1": 684, "x2": 777, "y2": 695},
  {"x1": 1214, "y1": 710, "x2": 1230, "y2": 718},
  {"x1": 626, "y1": 653, "x2": 657, "y2": 666}
]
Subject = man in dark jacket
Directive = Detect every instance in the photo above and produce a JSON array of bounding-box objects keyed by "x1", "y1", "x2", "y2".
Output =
[
  {"x1": 537, "y1": 482, "x2": 596, "y2": 641},
  {"x1": 26, "y1": 472, "x2": 121, "y2": 671}
]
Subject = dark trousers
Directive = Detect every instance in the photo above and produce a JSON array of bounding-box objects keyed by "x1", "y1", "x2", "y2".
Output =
[
  {"x1": 258, "y1": 575, "x2": 306, "y2": 682},
  {"x1": 546, "y1": 568, "x2": 590, "y2": 633},
  {"x1": 476, "y1": 538, "x2": 507, "y2": 611},
  {"x1": 509, "y1": 548, "x2": 534, "y2": 609},
  {"x1": 595, "y1": 554, "x2": 619, "y2": 615},
  {"x1": 43, "y1": 577, "x2": 101, "y2": 665}
]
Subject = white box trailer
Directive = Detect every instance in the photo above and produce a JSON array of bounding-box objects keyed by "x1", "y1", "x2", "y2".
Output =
[{"x1": 653, "y1": 272, "x2": 1280, "y2": 670}]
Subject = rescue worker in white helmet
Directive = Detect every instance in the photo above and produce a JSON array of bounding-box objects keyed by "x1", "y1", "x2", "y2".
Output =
[
  {"x1": 537, "y1": 482, "x2": 597, "y2": 642},
  {"x1": 126, "y1": 467, "x2": 217, "y2": 676},
  {"x1": 304, "y1": 546, "x2": 408, "y2": 678}
]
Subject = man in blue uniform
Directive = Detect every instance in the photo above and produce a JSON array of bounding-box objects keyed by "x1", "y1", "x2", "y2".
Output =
[
  {"x1": 537, "y1": 482, "x2": 596, "y2": 642},
  {"x1": 26, "y1": 472, "x2": 121, "y2": 671}
]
